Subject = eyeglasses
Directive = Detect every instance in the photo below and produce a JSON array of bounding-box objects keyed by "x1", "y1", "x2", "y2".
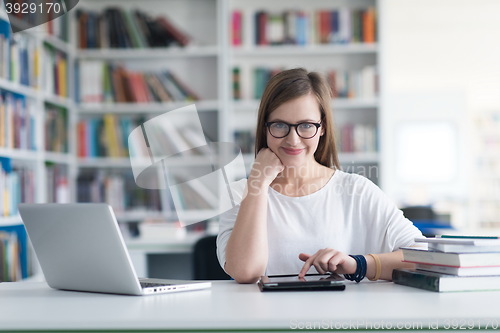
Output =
[{"x1": 265, "y1": 121, "x2": 322, "y2": 139}]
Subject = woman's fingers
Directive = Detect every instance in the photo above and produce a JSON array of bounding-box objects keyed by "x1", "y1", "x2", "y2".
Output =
[
  {"x1": 250, "y1": 148, "x2": 285, "y2": 187},
  {"x1": 299, "y1": 249, "x2": 340, "y2": 277},
  {"x1": 298, "y1": 253, "x2": 314, "y2": 277}
]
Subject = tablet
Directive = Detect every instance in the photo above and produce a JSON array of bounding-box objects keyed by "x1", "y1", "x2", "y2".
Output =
[{"x1": 258, "y1": 273, "x2": 346, "y2": 292}]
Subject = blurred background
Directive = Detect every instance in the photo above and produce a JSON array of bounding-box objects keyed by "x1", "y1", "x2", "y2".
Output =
[{"x1": 0, "y1": 0, "x2": 499, "y2": 281}]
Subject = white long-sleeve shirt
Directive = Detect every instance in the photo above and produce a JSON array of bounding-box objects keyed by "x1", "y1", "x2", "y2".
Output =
[{"x1": 217, "y1": 170, "x2": 422, "y2": 275}]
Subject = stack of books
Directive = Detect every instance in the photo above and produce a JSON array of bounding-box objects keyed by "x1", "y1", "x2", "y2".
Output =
[{"x1": 393, "y1": 236, "x2": 500, "y2": 292}]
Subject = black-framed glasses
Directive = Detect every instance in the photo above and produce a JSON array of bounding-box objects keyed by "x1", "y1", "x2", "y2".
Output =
[{"x1": 265, "y1": 121, "x2": 322, "y2": 139}]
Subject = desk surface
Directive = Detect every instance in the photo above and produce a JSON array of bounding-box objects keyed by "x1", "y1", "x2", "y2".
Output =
[{"x1": 1, "y1": 280, "x2": 499, "y2": 332}]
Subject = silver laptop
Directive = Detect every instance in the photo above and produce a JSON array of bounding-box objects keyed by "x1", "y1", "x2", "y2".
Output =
[{"x1": 18, "y1": 203, "x2": 211, "y2": 296}]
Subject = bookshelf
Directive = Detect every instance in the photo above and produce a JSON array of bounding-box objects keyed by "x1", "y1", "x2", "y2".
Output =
[
  {"x1": 1, "y1": 0, "x2": 382, "y2": 279},
  {"x1": 226, "y1": 0, "x2": 380, "y2": 183},
  {"x1": 72, "y1": 0, "x2": 223, "y2": 225},
  {"x1": 2, "y1": 0, "x2": 381, "y2": 219},
  {"x1": 0, "y1": 8, "x2": 75, "y2": 281}
]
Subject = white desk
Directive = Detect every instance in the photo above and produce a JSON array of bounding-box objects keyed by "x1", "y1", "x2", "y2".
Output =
[{"x1": 1, "y1": 280, "x2": 499, "y2": 332}]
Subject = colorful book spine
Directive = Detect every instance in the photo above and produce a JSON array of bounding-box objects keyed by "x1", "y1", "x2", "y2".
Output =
[
  {"x1": 0, "y1": 19, "x2": 39, "y2": 88},
  {"x1": 43, "y1": 46, "x2": 68, "y2": 98},
  {"x1": 0, "y1": 224, "x2": 30, "y2": 281},
  {"x1": 249, "y1": 67, "x2": 377, "y2": 101},
  {"x1": 77, "y1": 116, "x2": 146, "y2": 158},
  {"x1": 326, "y1": 67, "x2": 377, "y2": 99},
  {"x1": 401, "y1": 247, "x2": 500, "y2": 267},
  {"x1": 0, "y1": 157, "x2": 35, "y2": 218},
  {"x1": 0, "y1": 91, "x2": 36, "y2": 151},
  {"x1": 339, "y1": 124, "x2": 377, "y2": 153},
  {"x1": 77, "y1": 8, "x2": 190, "y2": 49},
  {"x1": 76, "y1": 170, "x2": 163, "y2": 213},
  {"x1": 45, "y1": 162, "x2": 70, "y2": 203},
  {"x1": 233, "y1": 129, "x2": 255, "y2": 155},
  {"x1": 362, "y1": 7, "x2": 376, "y2": 43},
  {"x1": 245, "y1": 8, "x2": 376, "y2": 46},
  {"x1": 44, "y1": 104, "x2": 68, "y2": 153},
  {"x1": 78, "y1": 61, "x2": 199, "y2": 104},
  {"x1": 232, "y1": 67, "x2": 241, "y2": 100},
  {"x1": 393, "y1": 268, "x2": 500, "y2": 292},
  {"x1": 232, "y1": 10, "x2": 242, "y2": 46},
  {"x1": 0, "y1": 19, "x2": 12, "y2": 81}
]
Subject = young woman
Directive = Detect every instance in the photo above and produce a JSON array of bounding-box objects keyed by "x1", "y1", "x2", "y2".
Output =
[{"x1": 217, "y1": 68, "x2": 422, "y2": 284}]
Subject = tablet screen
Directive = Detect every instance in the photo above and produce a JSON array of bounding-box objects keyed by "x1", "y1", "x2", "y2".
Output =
[
  {"x1": 263, "y1": 273, "x2": 344, "y2": 284},
  {"x1": 258, "y1": 273, "x2": 345, "y2": 292}
]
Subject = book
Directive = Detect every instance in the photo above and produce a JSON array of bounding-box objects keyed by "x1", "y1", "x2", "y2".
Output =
[
  {"x1": 144, "y1": 73, "x2": 172, "y2": 102},
  {"x1": 133, "y1": 10, "x2": 154, "y2": 47},
  {"x1": 128, "y1": 72, "x2": 151, "y2": 103},
  {"x1": 156, "y1": 16, "x2": 190, "y2": 47},
  {"x1": 415, "y1": 263, "x2": 500, "y2": 276},
  {"x1": 76, "y1": 170, "x2": 162, "y2": 213},
  {"x1": 401, "y1": 247, "x2": 500, "y2": 267},
  {"x1": 231, "y1": 10, "x2": 242, "y2": 46},
  {"x1": 267, "y1": 12, "x2": 284, "y2": 45},
  {"x1": 415, "y1": 237, "x2": 500, "y2": 253},
  {"x1": 233, "y1": 130, "x2": 254, "y2": 154},
  {"x1": 282, "y1": 10, "x2": 296, "y2": 45},
  {"x1": 440, "y1": 235, "x2": 500, "y2": 239},
  {"x1": 122, "y1": 10, "x2": 146, "y2": 48},
  {"x1": 103, "y1": 114, "x2": 125, "y2": 157},
  {"x1": 362, "y1": 7, "x2": 376, "y2": 43},
  {"x1": 110, "y1": 65, "x2": 128, "y2": 103},
  {"x1": 393, "y1": 268, "x2": 500, "y2": 292},
  {"x1": 0, "y1": 19, "x2": 12, "y2": 80},
  {"x1": 44, "y1": 104, "x2": 68, "y2": 153},
  {"x1": 79, "y1": 60, "x2": 104, "y2": 103},
  {"x1": 165, "y1": 71, "x2": 199, "y2": 101},
  {"x1": 255, "y1": 11, "x2": 268, "y2": 45},
  {"x1": 243, "y1": 8, "x2": 378, "y2": 47},
  {"x1": 232, "y1": 67, "x2": 241, "y2": 100},
  {"x1": 0, "y1": 224, "x2": 29, "y2": 281},
  {"x1": 295, "y1": 11, "x2": 308, "y2": 45}
]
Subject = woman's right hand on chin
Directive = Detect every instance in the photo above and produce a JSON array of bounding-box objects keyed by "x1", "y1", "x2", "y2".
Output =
[{"x1": 248, "y1": 148, "x2": 284, "y2": 189}]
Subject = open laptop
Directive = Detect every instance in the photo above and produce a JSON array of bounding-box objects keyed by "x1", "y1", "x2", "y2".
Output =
[{"x1": 18, "y1": 203, "x2": 211, "y2": 296}]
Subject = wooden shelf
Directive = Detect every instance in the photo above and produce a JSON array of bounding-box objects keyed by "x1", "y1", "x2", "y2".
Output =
[
  {"x1": 114, "y1": 210, "x2": 168, "y2": 223},
  {"x1": 78, "y1": 100, "x2": 219, "y2": 114},
  {"x1": 0, "y1": 78, "x2": 39, "y2": 98},
  {"x1": 241, "y1": 152, "x2": 379, "y2": 165},
  {"x1": 232, "y1": 98, "x2": 379, "y2": 112},
  {"x1": 0, "y1": 148, "x2": 39, "y2": 161},
  {"x1": 44, "y1": 93, "x2": 74, "y2": 108},
  {"x1": 333, "y1": 98, "x2": 379, "y2": 109},
  {"x1": 0, "y1": 215, "x2": 22, "y2": 227},
  {"x1": 44, "y1": 35, "x2": 73, "y2": 53},
  {"x1": 232, "y1": 43, "x2": 378, "y2": 57},
  {"x1": 44, "y1": 152, "x2": 74, "y2": 164},
  {"x1": 76, "y1": 46, "x2": 219, "y2": 60},
  {"x1": 78, "y1": 155, "x2": 215, "y2": 168},
  {"x1": 77, "y1": 157, "x2": 131, "y2": 168}
]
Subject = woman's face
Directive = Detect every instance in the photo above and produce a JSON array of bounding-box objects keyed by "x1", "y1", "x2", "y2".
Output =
[{"x1": 266, "y1": 93, "x2": 323, "y2": 169}]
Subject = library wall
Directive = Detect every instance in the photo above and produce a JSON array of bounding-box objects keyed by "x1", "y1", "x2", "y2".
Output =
[{"x1": 379, "y1": 0, "x2": 500, "y2": 230}]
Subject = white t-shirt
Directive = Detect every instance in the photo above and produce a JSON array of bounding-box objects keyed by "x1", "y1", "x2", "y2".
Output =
[{"x1": 216, "y1": 170, "x2": 422, "y2": 275}]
